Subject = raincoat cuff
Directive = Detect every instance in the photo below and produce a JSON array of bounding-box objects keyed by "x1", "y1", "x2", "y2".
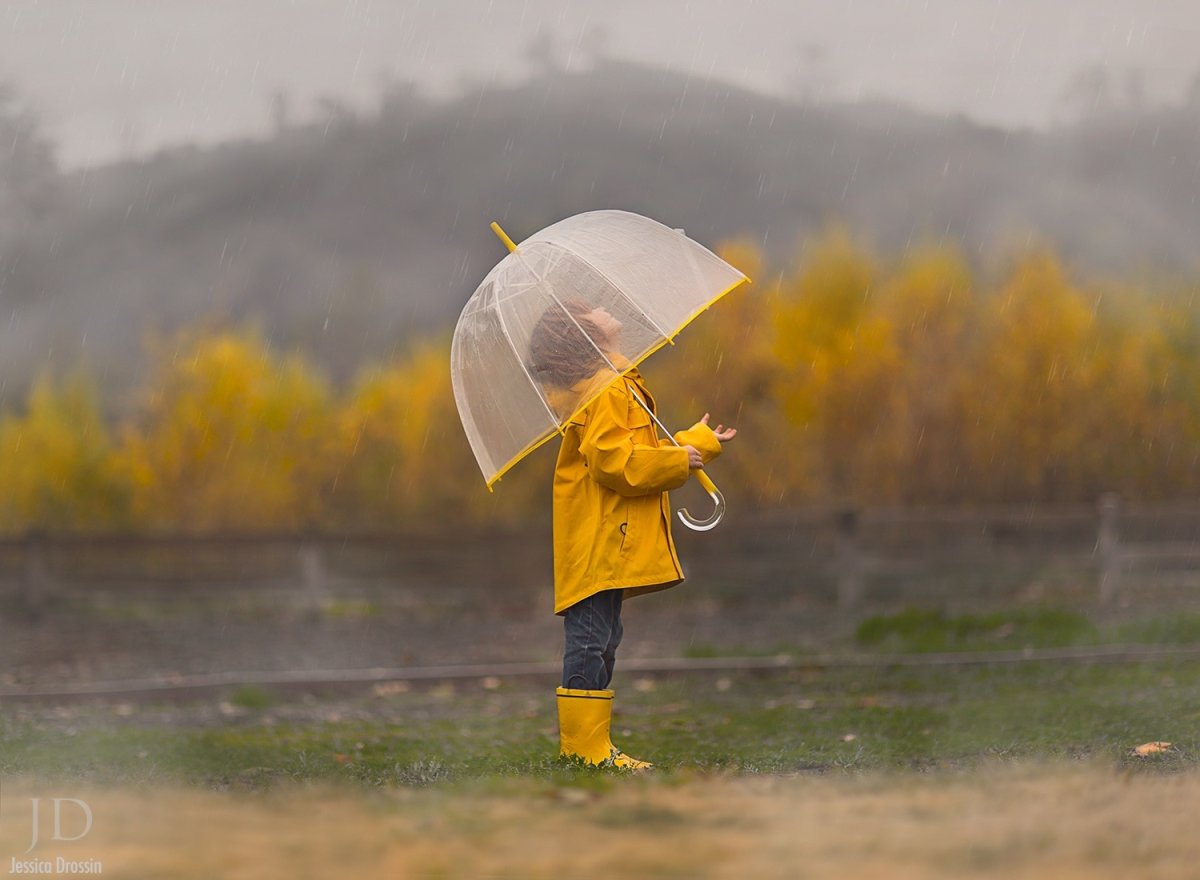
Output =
[{"x1": 673, "y1": 422, "x2": 722, "y2": 464}]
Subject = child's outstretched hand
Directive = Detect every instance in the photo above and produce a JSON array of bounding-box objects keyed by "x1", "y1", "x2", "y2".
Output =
[{"x1": 700, "y1": 413, "x2": 737, "y2": 443}]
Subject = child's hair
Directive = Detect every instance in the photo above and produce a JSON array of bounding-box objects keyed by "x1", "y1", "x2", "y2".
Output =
[{"x1": 528, "y1": 299, "x2": 609, "y2": 389}]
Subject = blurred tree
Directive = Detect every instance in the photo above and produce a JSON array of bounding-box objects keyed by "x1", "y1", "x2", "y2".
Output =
[
  {"x1": 1057, "y1": 64, "x2": 1115, "y2": 121},
  {"x1": 1137, "y1": 291, "x2": 1200, "y2": 496},
  {"x1": 117, "y1": 330, "x2": 336, "y2": 531},
  {"x1": 0, "y1": 373, "x2": 130, "y2": 532},
  {"x1": 332, "y1": 337, "x2": 511, "y2": 527},
  {"x1": 771, "y1": 228, "x2": 898, "y2": 501},
  {"x1": 269, "y1": 88, "x2": 292, "y2": 134},
  {"x1": 651, "y1": 239, "x2": 801, "y2": 506},
  {"x1": 961, "y1": 251, "x2": 1104, "y2": 501},
  {"x1": 0, "y1": 82, "x2": 58, "y2": 243},
  {"x1": 1186, "y1": 69, "x2": 1200, "y2": 111},
  {"x1": 525, "y1": 33, "x2": 561, "y2": 74},
  {"x1": 580, "y1": 25, "x2": 612, "y2": 64},
  {"x1": 4, "y1": 230, "x2": 1200, "y2": 534},
  {"x1": 874, "y1": 245, "x2": 979, "y2": 502}
]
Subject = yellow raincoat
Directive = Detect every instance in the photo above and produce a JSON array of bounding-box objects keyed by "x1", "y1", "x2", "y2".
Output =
[{"x1": 551, "y1": 366, "x2": 722, "y2": 614}]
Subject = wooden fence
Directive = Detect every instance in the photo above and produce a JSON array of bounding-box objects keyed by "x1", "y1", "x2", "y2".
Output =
[
  {"x1": 1, "y1": 496, "x2": 1198, "y2": 613},
  {"x1": 820, "y1": 494, "x2": 1200, "y2": 608}
]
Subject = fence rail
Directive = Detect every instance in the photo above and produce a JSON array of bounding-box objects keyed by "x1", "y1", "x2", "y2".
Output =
[{"x1": 1, "y1": 495, "x2": 1198, "y2": 611}]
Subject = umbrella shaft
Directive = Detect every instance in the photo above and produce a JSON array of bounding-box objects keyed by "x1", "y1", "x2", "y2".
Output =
[
  {"x1": 627, "y1": 387, "x2": 681, "y2": 448},
  {"x1": 626, "y1": 379, "x2": 725, "y2": 531}
]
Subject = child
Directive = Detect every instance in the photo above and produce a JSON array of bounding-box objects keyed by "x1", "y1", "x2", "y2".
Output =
[{"x1": 528, "y1": 299, "x2": 736, "y2": 768}]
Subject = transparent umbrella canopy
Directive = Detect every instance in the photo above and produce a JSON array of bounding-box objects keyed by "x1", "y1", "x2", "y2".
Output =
[{"x1": 450, "y1": 210, "x2": 748, "y2": 529}]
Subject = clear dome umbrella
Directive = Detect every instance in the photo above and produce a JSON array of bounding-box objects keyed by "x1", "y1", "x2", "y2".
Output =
[{"x1": 450, "y1": 210, "x2": 749, "y2": 530}]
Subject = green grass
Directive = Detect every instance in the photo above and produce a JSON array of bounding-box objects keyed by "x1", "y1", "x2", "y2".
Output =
[
  {"x1": 851, "y1": 607, "x2": 1200, "y2": 654},
  {"x1": 320, "y1": 598, "x2": 381, "y2": 619},
  {"x1": 681, "y1": 608, "x2": 1200, "y2": 660},
  {"x1": 854, "y1": 607, "x2": 1098, "y2": 653},
  {"x1": 1111, "y1": 612, "x2": 1200, "y2": 645},
  {"x1": 3, "y1": 659, "x2": 1197, "y2": 790},
  {"x1": 228, "y1": 684, "x2": 276, "y2": 710}
]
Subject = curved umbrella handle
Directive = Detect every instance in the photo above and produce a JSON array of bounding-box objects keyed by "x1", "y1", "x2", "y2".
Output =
[
  {"x1": 678, "y1": 469, "x2": 725, "y2": 531},
  {"x1": 625, "y1": 385, "x2": 727, "y2": 531}
]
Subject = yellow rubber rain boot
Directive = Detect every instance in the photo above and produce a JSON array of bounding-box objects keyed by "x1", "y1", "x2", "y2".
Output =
[{"x1": 556, "y1": 687, "x2": 653, "y2": 770}]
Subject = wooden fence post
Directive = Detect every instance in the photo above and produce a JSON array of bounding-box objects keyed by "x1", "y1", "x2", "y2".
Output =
[
  {"x1": 836, "y1": 508, "x2": 863, "y2": 609},
  {"x1": 298, "y1": 538, "x2": 327, "y2": 615},
  {"x1": 23, "y1": 531, "x2": 54, "y2": 616},
  {"x1": 1097, "y1": 493, "x2": 1121, "y2": 605}
]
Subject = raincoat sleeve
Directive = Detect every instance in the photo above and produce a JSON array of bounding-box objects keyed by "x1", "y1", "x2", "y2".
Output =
[
  {"x1": 669, "y1": 422, "x2": 722, "y2": 465},
  {"x1": 579, "y1": 385, "x2": 691, "y2": 497}
]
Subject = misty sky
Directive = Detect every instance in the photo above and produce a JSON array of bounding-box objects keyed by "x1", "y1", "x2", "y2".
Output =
[{"x1": 2, "y1": 0, "x2": 1199, "y2": 169}]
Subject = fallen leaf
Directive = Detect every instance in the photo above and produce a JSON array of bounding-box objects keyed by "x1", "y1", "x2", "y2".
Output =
[
  {"x1": 1133, "y1": 742, "x2": 1173, "y2": 756},
  {"x1": 551, "y1": 788, "x2": 594, "y2": 805}
]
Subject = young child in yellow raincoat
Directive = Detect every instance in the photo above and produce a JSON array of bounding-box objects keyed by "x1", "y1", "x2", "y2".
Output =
[{"x1": 529, "y1": 299, "x2": 736, "y2": 768}]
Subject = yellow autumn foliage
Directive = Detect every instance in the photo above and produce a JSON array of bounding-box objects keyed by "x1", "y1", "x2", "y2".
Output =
[
  {"x1": 3, "y1": 231, "x2": 1200, "y2": 534},
  {"x1": 116, "y1": 329, "x2": 336, "y2": 531},
  {"x1": 0, "y1": 374, "x2": 129, "y2": 530},
  {"x1": 771, "y1": 229, "x2": 902, "y2": 499},
  {"x1": 963, "y1": 252, "x2": 1108, "y2": 501},
  {"x1": 332, "y1": 336, "x2": 551, "y2": 526},
  {"x1": 872, "y1": 245, "x2": 978, "y2": 502},
  {"x1": 335, "y1": 338, "x2": 474, "y2": 525}
]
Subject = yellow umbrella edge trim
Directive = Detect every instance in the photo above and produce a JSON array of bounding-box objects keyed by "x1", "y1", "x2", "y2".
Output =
[{"x1": 483, "y1": 273, "x2": 751, "y2": 492}]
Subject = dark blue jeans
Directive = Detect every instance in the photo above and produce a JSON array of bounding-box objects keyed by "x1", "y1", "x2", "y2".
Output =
[{"x1": 562, "y1": 589, "x2": 624, "y2": 690}]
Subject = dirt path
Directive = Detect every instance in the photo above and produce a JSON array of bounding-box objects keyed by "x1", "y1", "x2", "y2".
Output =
[{"x1": 2, "y1": 762, "x2": 1196, "y2": 879}]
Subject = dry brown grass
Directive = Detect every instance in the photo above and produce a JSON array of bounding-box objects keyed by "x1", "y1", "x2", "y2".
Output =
[{"x1": 2, "y1": 762, "x2": 1197, "y2": 879}]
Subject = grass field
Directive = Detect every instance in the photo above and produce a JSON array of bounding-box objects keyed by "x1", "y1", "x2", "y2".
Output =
[{"x1": 3, "y1": 608, "x2": 1199, "y2": 877}]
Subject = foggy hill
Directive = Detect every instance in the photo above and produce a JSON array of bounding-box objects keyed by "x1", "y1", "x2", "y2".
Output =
[{"x1": 1, "y1": 58, "x2": 1198, "y2": 406}]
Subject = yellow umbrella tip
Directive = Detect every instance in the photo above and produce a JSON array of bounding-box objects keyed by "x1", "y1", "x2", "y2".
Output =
[{"x1": 490, "y1": 221, "x2": 518, "y2": 253}]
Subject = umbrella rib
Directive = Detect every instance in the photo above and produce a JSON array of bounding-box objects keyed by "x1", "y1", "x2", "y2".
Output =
[
  {"x1": 506, "y1": 244, "x2": 623, "y2": 415},
  {"x1": 565, "y1": 245, "x2": 674, "y2": 343},
  {"x1": 491, "y1": 265, "x2": 564, "y2": 434},
  {"x1": 539, "y1": 282, "x2": 620, "y2": 378}
]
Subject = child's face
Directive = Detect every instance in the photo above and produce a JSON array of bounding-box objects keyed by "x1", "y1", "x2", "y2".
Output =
[{"x1": 584, "y1": 307, "x2": 623, "y2": 348}]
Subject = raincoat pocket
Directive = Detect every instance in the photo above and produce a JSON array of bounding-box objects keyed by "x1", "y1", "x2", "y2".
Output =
[{"x1": 625, "y1": 396, "x2": 653, "y2": 430}]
